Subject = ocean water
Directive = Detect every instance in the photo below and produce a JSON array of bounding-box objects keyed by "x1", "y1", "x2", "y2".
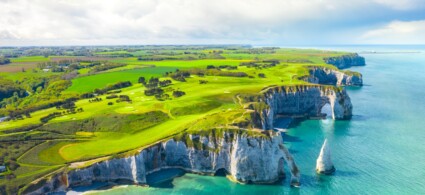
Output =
[{"x1": 85, "y1": 46, "x2": 425, "y2": 195}]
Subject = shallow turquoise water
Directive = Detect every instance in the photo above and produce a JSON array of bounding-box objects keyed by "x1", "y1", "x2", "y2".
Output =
[{"x1": 86, "y1": 46, "x2": 425, "y2": 195}]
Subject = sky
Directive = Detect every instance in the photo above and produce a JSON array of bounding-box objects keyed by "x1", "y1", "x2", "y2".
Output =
[{"x1": 1, "y1": 0, "x2": 425, "y2": 46}]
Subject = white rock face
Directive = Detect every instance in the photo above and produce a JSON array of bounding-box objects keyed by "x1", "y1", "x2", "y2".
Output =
[
  {"x1": 323, "y1": 53, "x2": 366, "y2": 69},
  {"x1": 258, "y1": 86, "x2": 352, "y2": 130},
  {"x1": 27, "y1": 131, "x2": 300, "y2": 194},
  {"x1": 316, "y1": 139, "x2": 335, "y2": 174},
  {"x1": 307, "y1": 67, "x2": 363, "y2": 86}
]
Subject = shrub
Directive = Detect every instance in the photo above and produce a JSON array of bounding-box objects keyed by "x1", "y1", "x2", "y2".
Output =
[
  {"x1": 138, "y1": 76, "x2": 146, "y2": 84},
  {"x1": 116, "y1": 95, "x2": 132, "y2": 103},
  {"x1": 40, "y1": 112, "x2": 62, "y2": 123},
  {"x1": 106, "y1": 94, "x2": 118, "y2": 99},
  {"x1": 94, "y1": 81, "x2": 132, "y2": 95},
  {"x1": 169, "y1": 71, "x2": 190, "y2": 82},
  {"x1": 5, "y1": 160, "x2": 20, "y2": 171},
  {"x1": 144, "y1": 88, "x2": 164, "y2": 96},
  {"x1": 159, "y1": 80, "x2": 172, "y2": 87},
  {"x1": 206, "y1": 65, "x2": 216, "y2": 69},
  {"x1": 173, "y1": 90, "x2": 186, "y2": 98}
]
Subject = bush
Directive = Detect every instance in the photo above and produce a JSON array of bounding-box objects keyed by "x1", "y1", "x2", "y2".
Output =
[
  {"x1": 5, "y1": 160, "x2": 20, "y2": 171},
  {"x1": 80, "y1": 93, "x2": 94, "y2": 99},
  {"x1": 144, "y1": 88, "x2": 164, "y2": 96},
  {"x1": 159, "y1": 80, "x2": 172, "y2": 87},
  {"x1": 106, "y1": 90, "x2": 121, "y2": 94},
  {"x1": 106, "y1": 94, "x2": 118, "y2": 99},
  {"x1": 173, "y1": 90, "x2": 186, "y2": 98},
  {"x1": 169, "y1": 71, "x2": 190, "y2": 82},
  {"x1": 218, "y1": 65, "x2": 237, "y2": 70},
  {"x1": 94, "y1": 81, "x2": 132, "y2": 95},
  {"x1": 258, "y1": 73, "x2": 266, "y2": 78},
  {"x1": 108, "y1": 102, "x2": 114, "y2": 106},
  {"x1": 206, "y1": 65, "x2": 216, "y2": 69},
  {"x1": 89, "y1": 97, "x2": 102, "y2": 102},
  {"x1": 155, "y1": 93, "x2": 170, "y2": 101},
  {"x1": 138, "y1": 76, "x2": 146, "y2": 84},
  {"x1": 116, "y1": 95, "x2": 131, "y2": 103},
  {"x1": 40, "y1": 112, "x2": 62, "y2": 123},
  {"x1": 119, "y1": 95, "x2": 130, "y2": 101}
]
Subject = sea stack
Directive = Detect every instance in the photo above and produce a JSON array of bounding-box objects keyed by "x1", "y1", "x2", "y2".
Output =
[{"x1": 316, "y1": 139, "x2": 336, "y2": 174}]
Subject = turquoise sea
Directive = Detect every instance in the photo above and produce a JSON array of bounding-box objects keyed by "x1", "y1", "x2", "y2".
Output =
[{"x1": 83, "y1": 46, "x2": 425, "y2": 195}]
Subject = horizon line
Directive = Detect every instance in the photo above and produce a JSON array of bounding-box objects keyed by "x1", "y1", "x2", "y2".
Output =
[{"x1": 1, "y1": 44, "x2": 425, "y2": 48}]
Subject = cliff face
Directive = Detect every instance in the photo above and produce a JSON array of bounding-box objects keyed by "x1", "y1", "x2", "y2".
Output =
[
  {"x1": 306, "y1": 67, "x2": 363, "y2": 86},
  {"x1": 26, "y1": 131, "x2": 300, "y2": 195},
  {"x1": 323, "y1": 53, "x2": 366, "y2": 69},
  {"x1": 254, "y1": 86, "x2": 352, "y2": 130}
]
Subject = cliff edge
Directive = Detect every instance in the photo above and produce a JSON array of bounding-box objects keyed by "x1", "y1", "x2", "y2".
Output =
[
  {"x1": 24, "y1": 130, "x2": 300, "y2": 195},
  {"x1": 324, "y1": 53, "x2": 366, "y2": 69}
]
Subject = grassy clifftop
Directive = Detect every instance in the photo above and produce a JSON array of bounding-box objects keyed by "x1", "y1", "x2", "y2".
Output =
[{"x1": 0, "y1": 46, "x2": 361, "y2": 193}]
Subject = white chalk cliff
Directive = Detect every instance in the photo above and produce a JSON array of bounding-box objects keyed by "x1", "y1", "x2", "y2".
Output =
[
  {"x1": 316, "y1": 139, "x2": 335, "y2": 174},
  {"x1": 252, "y1": 85, "x2": 353, "y2": 130},
  {"x1": 323, "y1": 53, "x2": 366, "y2": 69},
  {"x1": 306, "y1": 67, "x2": 363, "y2": 86},
  {"x1": 25, "y1": 130, "x2": 300, "y2": 195}
]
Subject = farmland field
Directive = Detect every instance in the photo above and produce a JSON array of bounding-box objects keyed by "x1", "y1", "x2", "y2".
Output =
[{"x1": 65, "y1": 66, "x2": 178, "y2": 93}]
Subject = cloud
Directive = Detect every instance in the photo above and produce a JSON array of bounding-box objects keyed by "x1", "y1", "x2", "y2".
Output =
[
  {"x1": 360, "y1": 20, "x2": 425, "y2": 44},
  {"x1": 373, "y1": 0, "x2": 424, "y2": 10},
  {"x1": 0, "y1": 0, "x2": 424, "y2": 46}
]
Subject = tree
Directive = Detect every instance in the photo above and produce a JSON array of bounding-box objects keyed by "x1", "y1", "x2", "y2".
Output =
[
  {"x1": 173, "y1": 90, "x2": 186, "y2": 98},
  {"x1": 206, "y1": 65, "x2": 216, "y2": 69},
  {"x1": 5, "y1": 159, "x2": 20, "y2": 171},
  {"x1": 138, "y1": 76, "x2": 146, "y2": 84},
  {"x1": 144, "y1": 88, "x2": 164, "y2": 96},
  {"x1": 159, "y1": 80, "x2": 172, "y2": 87}
]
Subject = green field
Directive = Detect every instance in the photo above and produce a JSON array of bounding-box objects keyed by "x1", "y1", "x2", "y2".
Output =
[
  {"x1": 10, "y1": 56, "x2": 50, "y2": 63},
  {"x1": 0, "y1": 46, "x2": 358, "y2": 193},
  {"x1": 65, "y1": 66, "x2": 178, "y2": 93}
]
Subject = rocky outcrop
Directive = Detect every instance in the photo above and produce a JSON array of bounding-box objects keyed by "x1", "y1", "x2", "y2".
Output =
[
  {"x1": 306, "y1": 67, "x2": 363, "y2": 86},
  {"x1": 316, "y1": 139, "x2": 335, "y2": 174},
  {"x1": 25, "y1": 130, "x2": 300, "y2": 195},
  {"x1": 323, "y1": 53, "x2": 365, "y2": 69},
  {"x1": 252, "y1": 85, "x2": 352, "y2": 130}
]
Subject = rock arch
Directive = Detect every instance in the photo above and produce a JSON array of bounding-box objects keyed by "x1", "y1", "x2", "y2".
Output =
[{"x1": 259, "y1": 86, "x2": 352, "y2": 130}]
